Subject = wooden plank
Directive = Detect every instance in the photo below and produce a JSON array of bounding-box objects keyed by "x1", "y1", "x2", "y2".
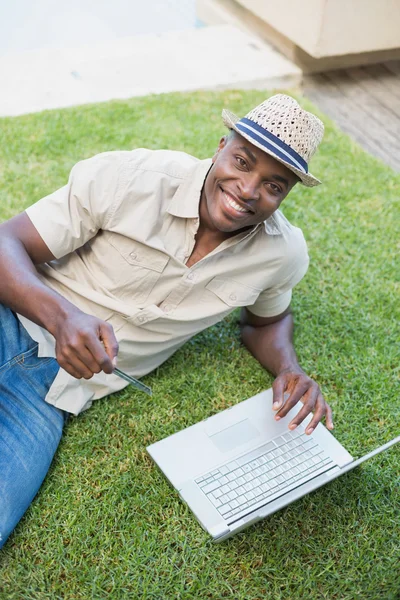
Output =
[
  {"x1": 301, "y1": 99, "x2": 389, "y2": 165},
  {"x1": 362, "y1": 63, "x2": 400, "y2": 102},
  {"x1": 307, "y1": 72, "x2": 399, "y2": 153},
  {"x1": 325, "y1": 69, "x2": 400, "y2": 143},
  {"x1": 346, "y1": 65, "x2": 400, "y2": 118},
  {"x1": 303, "y1": 73, "x2": 400, "y2": 172}
]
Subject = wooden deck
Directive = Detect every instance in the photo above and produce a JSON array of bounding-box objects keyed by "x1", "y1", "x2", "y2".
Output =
[{"x1": 303, "y1": 61, "x2": 400, "y2": 172}]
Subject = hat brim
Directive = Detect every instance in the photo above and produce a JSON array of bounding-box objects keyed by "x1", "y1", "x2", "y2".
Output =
[{"x1": 222, "y1": 109, "x2": 321, "y2": 187}]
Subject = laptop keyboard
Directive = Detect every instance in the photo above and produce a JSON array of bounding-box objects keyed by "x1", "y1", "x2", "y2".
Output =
[{"x1": 195, "y1": 426, "x2": 335, "y2": 523}]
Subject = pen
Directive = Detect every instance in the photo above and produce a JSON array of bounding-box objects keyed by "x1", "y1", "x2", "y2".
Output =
[{"x1": 114, "y1": 367, "x2": 152, "y2": 396}]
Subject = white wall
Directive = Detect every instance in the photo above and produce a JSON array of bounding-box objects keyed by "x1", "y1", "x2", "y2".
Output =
[{"x1": 236, "y1": 0, "x2": 400, "y2": 57}]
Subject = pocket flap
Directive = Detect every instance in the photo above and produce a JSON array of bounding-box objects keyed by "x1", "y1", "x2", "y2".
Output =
[
  {"x1": 107, "y1": 234, "x2": 169, "y2": 273},
  {"x1": 206, "y1": 277, "x2": 261, "y2": 307}
]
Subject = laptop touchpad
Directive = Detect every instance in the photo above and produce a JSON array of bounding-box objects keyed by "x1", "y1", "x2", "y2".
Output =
[{"x1": 208, "y1": 419, "x2": 260, "y2": 453}]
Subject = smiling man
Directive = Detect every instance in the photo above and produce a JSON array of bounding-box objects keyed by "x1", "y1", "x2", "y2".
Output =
[{"x1": 0, "y1": 94, "x2": 332, "y2": 548}]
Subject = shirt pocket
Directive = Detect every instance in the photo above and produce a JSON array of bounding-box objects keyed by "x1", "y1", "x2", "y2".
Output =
[
  {"x1": 105, "y1": 233, "x2": 170, "y2": 305},
  {"x1": 200, "y1": 277, "x2": 262, "y2": 326}
]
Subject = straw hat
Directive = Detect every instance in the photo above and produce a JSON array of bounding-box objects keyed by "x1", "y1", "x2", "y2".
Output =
[{"x1": 222, "y1": 94, "x2": 324, "y2": 187}]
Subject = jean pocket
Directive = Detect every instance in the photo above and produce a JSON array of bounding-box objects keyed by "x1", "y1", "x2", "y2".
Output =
[{"x1": 15, "y1": 345, "x2": 54, "y2": 370}]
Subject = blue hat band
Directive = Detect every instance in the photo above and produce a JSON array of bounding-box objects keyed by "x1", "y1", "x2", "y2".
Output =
[{"x1": 236, "y1": 117, "x2": 308, "y2": 174}]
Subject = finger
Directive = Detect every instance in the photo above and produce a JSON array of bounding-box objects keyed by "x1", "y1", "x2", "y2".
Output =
[
  {"x1": 325, "y1": 402, "x2": 334, "y2": 430},
  {"x1": 304, "y1": 394, "x2": 329, "y2": 434},
  {"x1": 288, "y1": 386, "x2": 319, "y2": 430},
  {"x1": 99, "y1": 322, "x2": 119, "y2": 372},
  {"x1": 57, "y1": 359, "x2": 82, "y2": 379},
  {"x1": 79, "y1": 345, "x2": 104, "y2": 374},
  {"x1": 58, "y1": 338, "x2": 102, "y2": 378},
  {"x1": 84, "y1": 335, "x2": 114, "y2": 374},
  {"x1": 272, "y1": 375, "x2": 288, "y2": 410},
  {"x1": 275, "y1": 380, "x2": 310, "y2": 419},
  {"x1": 57, "y1": 355, "x2": 95, "y2": 380}
]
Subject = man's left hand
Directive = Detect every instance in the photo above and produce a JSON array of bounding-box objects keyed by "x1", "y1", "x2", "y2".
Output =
[{"x1": 272, "y1": 367, "x2": 334, "y2": 435}]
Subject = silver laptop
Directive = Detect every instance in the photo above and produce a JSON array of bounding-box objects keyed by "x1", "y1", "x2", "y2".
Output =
[{"x1": 147, "y1": 388, "x2": 399, "y2": 542}]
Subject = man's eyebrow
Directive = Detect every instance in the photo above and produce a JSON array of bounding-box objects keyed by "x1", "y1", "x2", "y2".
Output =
[{"x1": 238, "y1": 146, "x2": 257, "y2": 164}]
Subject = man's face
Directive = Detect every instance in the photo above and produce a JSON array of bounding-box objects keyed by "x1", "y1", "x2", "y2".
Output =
[{"x1": 201, "y1": 132, "x2": 298, "y2": 235}]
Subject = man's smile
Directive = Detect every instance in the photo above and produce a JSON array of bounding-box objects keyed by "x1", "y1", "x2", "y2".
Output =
[{"x1": 220, "y1": 187, "x2": 254, "y2": 218}]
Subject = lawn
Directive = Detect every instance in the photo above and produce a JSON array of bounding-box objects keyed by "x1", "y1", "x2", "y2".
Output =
[{"x1": 0, "y1": 90, "x2": 399, "y2": 600}]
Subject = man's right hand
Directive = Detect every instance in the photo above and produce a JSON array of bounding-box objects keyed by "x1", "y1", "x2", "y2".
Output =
[{"x1": 52, "y1": 308, "x2": 119, "y2": 379}]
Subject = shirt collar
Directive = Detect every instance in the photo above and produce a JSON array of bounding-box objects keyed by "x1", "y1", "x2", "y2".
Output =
[
  {"x1": 264, "y1": 212, "x2": 283, "y2": 235},
  {"x1": 167, "y1": 157, "x2": 282, "y2": 236},
  {"x1": 167, "y1": 158, "x2": 211, "y2": 219}
]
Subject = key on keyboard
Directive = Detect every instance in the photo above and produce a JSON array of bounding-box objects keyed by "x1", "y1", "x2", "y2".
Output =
[{"x1": 195, "y1": 427, "x2": 335, "y2": 522}]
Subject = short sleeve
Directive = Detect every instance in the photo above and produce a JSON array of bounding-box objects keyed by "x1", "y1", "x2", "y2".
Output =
[
  {"x1": 247, "y1": 229, "x2": 309, "y2": 318},
  {"x1": 25, "y1": 152, "x2": 126, "y2": 259}
]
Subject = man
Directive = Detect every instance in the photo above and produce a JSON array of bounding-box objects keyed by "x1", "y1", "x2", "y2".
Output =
[{"x1": 0, "y1": 94, "x2": 333, "y2": 548}]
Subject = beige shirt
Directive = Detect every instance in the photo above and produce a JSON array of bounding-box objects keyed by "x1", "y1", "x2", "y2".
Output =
[{"x1": 20, "y1": 149, "x2": 309, "y2": 414}]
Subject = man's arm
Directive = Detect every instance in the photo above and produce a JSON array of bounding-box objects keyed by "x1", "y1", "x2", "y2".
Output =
[
  {"x1": 240, "y1": 306, "x2": 333, "y2": 434},
  {"x1": 0, "y1": 213, "x2": 118, "y2": 379}
]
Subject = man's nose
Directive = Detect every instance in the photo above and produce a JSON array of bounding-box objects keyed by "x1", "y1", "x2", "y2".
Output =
[{"x1": 238, "y1": 175, "x2": 260, "y2": 201}]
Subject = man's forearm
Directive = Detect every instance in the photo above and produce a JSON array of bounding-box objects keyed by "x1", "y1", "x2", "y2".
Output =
[
  {"x1": 240, "y1": 313, "x2": 302, "y2": 377},
  {"x1": 0, "y1": 215, "x2": 118, "y2": 378},
  {"x1": 0, "y1": 235, "x2": 78, "y2": 335},
  {"x1": 241, "y1": 309, "x2": 333, "y2": 432}
]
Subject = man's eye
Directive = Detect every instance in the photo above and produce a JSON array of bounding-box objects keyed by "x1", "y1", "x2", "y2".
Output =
[
  {"x1": 267, "y1": 183, "x2": 281, "y2": 194},
  {"x1": 235, "y1": 156, "x2": 247, "y2": 168}
]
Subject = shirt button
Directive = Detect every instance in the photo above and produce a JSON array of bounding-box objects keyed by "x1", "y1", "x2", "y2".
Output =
[
  {"x1": 187, "y1": 272, "x2": 195, "y2": 281},
  {"x1": 138, "y1": 316, "x2": 145, "y2": 323},
  {"x1": 130, "y1": 252, "x2": 137, "y2": 260},
  {"x1": 229, "y1": 293, "x2": 237, "y2": 301}
]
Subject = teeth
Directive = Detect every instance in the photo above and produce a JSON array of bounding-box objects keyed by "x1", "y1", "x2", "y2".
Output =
[{"x1": 224, "y1": 192, "x2": 249, "y2": 213}]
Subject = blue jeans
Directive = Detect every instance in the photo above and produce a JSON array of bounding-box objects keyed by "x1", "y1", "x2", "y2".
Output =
[{"x1": 0, "y1": 304, "x2": 65, "y2": 549}]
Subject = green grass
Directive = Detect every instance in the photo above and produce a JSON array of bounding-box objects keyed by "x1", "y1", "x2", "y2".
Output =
[{"x1": 0, "y1": 91, "x2": 399, "y2": 600}]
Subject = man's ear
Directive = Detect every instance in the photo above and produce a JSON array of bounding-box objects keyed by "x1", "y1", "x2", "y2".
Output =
[{"x1": 211, "y1": 135, "x2": 228, "y2": 163}]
